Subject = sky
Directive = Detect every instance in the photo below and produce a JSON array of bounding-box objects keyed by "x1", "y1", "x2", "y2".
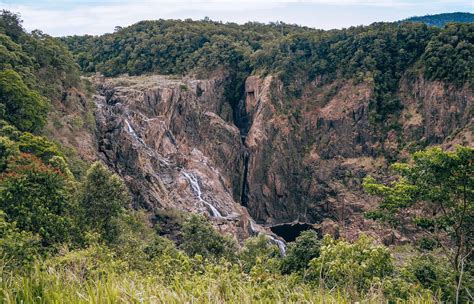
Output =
[{"x1": 1, "y1": 0, "x2": 472, "y2": 36}]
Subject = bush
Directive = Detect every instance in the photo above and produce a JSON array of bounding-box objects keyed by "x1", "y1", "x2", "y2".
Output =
[
  {"x1": 108, "y1": 210, "x2": 178, "y2": 272},
  {"x1": 46, "y1": 241, "x2": 125, "y2": 281},
  {"x1": 382, "y1": 277, "x2": 432, "y2": 303},
  {"x1": 0, "y1": 153, "x2": 77, "y2": 247},
  {"x1": 401, "y1": 254, "x2": 456, "y2": 302},
  {"x1": 417, "y1": 237, "x2": 438, "y2": 251},
  {"x1": 0, "y1": 210, "x2": 40, "y2": 271},
  {"x1": 0, "y1": 136, "x2": 18, "y2": 171},
  {"x1": 308, "y1": 235, "x2": 394, "y2": 293},
  {"x1": 180, "y1": 214, "x2": 237, "y2": 261},
  {"x1": 280, "y1": 230, "x2": 320, "y2": 275},
  {"x1": 239, "y1": 235, "x2": 279, "y2": 273},
  {"x1": 79, "y1": 161, "x2": 131, "y2": 243}
]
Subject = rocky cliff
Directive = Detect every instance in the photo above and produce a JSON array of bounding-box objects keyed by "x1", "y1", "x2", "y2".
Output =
[{"x1": 91, "y1": 72, "x2": 472, "y2": 244}]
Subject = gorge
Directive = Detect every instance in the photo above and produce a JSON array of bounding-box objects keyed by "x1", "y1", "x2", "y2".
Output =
[{"x1": 90, "y1": 69, "x2": 472, "y2": 245}]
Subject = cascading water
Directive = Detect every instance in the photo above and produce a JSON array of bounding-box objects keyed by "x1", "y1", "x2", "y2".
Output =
[
  {"x1": 268, "y1": 235, "x2": 287, "y2": 256},
  {"x1": 123, "y1": 117, "x2": 171, "y2": 166},
  {"x1": 248, "y1": 219, "x2": 286, "y2": 256},
  {"x1": 182, "y1": 171, "x2": 223, "y2": 218},
  {"x1": 125, "y1": 119, "x2": 144, "y2": 144}
]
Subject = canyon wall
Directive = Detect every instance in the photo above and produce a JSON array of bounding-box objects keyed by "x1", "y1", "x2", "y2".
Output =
[{"x1": 91, "y1": 72, "x2": 472, "y2": 243}]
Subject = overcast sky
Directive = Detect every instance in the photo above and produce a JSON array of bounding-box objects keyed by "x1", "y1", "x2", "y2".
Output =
[{"x1": 1, "y1": 0, "x2": 472, "y2": 36}]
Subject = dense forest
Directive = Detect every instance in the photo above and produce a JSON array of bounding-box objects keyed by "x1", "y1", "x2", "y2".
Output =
[
  {"x1": 402, "y1": 12, "x2": 474, "y2": 27},
  {"x1": 0, "y1": 10, "x2": 473, "y2": 303},
  {"x1": 63, "y1": 18, "x2": 473, "y2": 124}
]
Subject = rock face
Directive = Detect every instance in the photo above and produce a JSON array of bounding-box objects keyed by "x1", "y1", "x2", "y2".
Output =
[
  {"x1": 93, "y1": 74, "x2": 268, "y2": 241},
  {"x1": 92, "y1": 72, "x2": 472, "y2": 243}
]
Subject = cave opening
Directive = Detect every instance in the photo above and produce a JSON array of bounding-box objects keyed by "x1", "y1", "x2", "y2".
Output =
[{"x1": 270, "y1": 223, "x2": 316, "y2": 242}]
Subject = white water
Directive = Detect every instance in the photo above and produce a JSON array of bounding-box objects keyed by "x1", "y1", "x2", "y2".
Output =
[
  {"x1": 124, "y1": 118, "x2": 171, "y2": 166},
  {"x1": 249, "y1": 219, "x2": 259, "y2": 235},
  {"x1": 125, "y1": 119, "x2": 145, "y2": 145},
  {"x1": 182, "y1": 171, "x2": 223, "y2": 218},
  {"x1": 268, "y1": 235, "x2": 287, "y2": 256}
]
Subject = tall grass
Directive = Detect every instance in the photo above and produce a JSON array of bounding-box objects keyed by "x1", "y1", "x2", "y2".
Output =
[{"x1": 1, "y1": 261, "x2": 436, "y2": 304}]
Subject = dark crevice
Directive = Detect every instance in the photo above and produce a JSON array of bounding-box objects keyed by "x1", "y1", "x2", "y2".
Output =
[
  {"x1": 226, "y1": 75, "x2": 253, "y2": 207},
  {"x1": 270, "y1": 222, "x2": 317, "y2": 242},
  {"x1": 240, "y1": 150, "x2": 250, "y2": 207}
]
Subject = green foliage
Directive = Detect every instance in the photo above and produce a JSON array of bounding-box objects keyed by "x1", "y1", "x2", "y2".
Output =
[
  {"x1": 0, "y1": 11, "x2": 80, "y2": 99},
  {"x1": 79, "y1": 161, "x2": 131, "y2": 243},
  {"x1": 180, "y1": 214, "x2": 237, "y2": 261},
  {"x1": 64, "y1": 20, "x2": 472, "y2": 124},
  {"x1": 280, "y1": 230, "x2": 321, "y2": 274},
  {"x1": 381, "y1": 277, "x2": 431, "y2": 303},
  {"x1": 417, "y1": 237, "x2": 438, "y2": 251},
  {"x1": 46, "y1": 241, "x2": 125, "y2": 280},
  {"x1": 0, "y1": 10, "x2": 24, "y2": 42},
  {"x1": 364, "y1": 146, "x2": 473, "y2": 261},
  {"x1": 0, "y1": 136, "x2": 18, "y2": 171},
  {"x1": 0, "y1": 69, "x2": 48, "y2": 132},
  {"x1": 238, "y1": 235, "x2": 279, "y2": 273},
  {"x1": 18, "y1": 132, "x2": 64, "y2": 162},
  {"x1": 0, "y1": 210, "x2": 40, "y2": 271},
  {"x1": 402, "y1": 12, "x2": 474, "y2": 27},
  {"x1": 400, "y1": 254, "x2": 457, "y2": 301},
  {"x1": 364, "y1": 146, "x2": 473, "y2": 301},
  {"x1": 0, "y1": 153, "x2": 77, "y2": 247},
  {"x1": 422, "y1": 23, "x2": 473, "y2": 86},
  {"x1": 308, "y1": 235, "x2": 394, "y2": 293}
]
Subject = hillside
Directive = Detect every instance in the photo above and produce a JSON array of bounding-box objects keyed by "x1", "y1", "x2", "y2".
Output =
[
  {"x1": 402, "y1": 12, "x2": 474, "y2": 27},
  {"x1": 1, "y1": 10, "x2": 473, "y2": 303}
]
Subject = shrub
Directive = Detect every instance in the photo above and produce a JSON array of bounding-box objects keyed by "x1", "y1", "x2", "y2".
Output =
[
  {"x1": 239, "y1": 235, "x2": 279, "y2": 273},
  {"x1": 401, "y1": 254, "x2": 456, "y2": 302},
  {"x1": 109, "y1": 210, "x2": 178, "y2": 272},
  {"x1": 308, "y1": 235, "x2": 394, "y2": 293},
  {"x1": 280, "y1": 230, "x2": 320, "y2": 275},
  {"x1": 417, "y1": 237, "x2": 438, "y2": 251},
  {"x1": 0, "y1": 153, "x2": 77, "y2": 247},
  {"x1": 46, "y1": 242, "x2": 125, "y2": 281},
  {"x1": 0, "y1": 210, "x2": 40, "y2": 271},
  {"x1": 180, "y1": 214, "x2": 237, "y2": 261},
  {"x1": 79, "y1": 161, "x2": 130, "y2": 243},
  {"x1": 0, "y1": 136, "x2": 18, "y2": 171}
]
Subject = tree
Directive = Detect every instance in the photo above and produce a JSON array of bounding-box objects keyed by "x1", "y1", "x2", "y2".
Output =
[
  {"x1": 239, "y1": 235, "x2": 279, "y2": 273},
  {"x1": 0, "y1": 136, "x2": 19, "y2": 171},
  {"x1": 80, "y1": 162, "x2": 130, "y2": 243},
  {"x1": 0, "y1": 153, "x2": 76, "y2": 247},
  {"x1": 280, "y1": 230, "x2": 321, "y2": 275},
  {"x1": 180, "y1": 214, "x2": 237, "y2": 261},
  {"x1": 0, "y1": 210, "x2": 40, "y2": 270},
  {"x1": 0, "y1": 70, "x2": 48, "y2": 132},
  {"x1": 363, "y1": 146, "x2": 473, "y2": 302},
  {"x1": 0, "y1": 10, "x2": 24, "y2": 42}
]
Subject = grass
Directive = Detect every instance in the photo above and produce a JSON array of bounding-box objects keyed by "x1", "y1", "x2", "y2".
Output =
[{"x1": 1, "y1": 261, "x2": 436, "y2": 304}]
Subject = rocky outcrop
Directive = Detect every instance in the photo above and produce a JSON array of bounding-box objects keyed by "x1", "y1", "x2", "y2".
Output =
[
  {"x1": 91, "y1": 71, "x2": 472, "y2": 244},
  {"x1": 238, "y1": 73, "x2": 472, "y2": 241},
  {"x1": 92, "y1": 74, "x2": 276, "y2": 242}
]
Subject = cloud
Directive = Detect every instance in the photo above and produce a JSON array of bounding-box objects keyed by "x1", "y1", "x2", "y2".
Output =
[{"x1": 1, "y1": 0, "x2": 472, "y2": 36}]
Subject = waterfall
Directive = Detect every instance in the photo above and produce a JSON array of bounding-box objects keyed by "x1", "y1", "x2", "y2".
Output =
[
  {"x1": 268, "y1": 235, "x2": 287, "y2": 256},
  {"x1": 124, "y1": 119, "x2": 145, "y2": 145},
  {"x1": 124, "y1": 118, "x2": 171, "y2": 166},
  {"x1": 182, "y1": 171, "x2": 223, "y2": 218}
]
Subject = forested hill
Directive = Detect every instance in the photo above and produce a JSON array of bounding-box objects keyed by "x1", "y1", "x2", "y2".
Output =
[
  {"x1": 63, "y1": 20, "x2": 473, "y2": 87},
  {"x1": 402, "y1": 12, "x2": 474, "y2": 27},
  {"x1": 63, "y1": 20, "x2": 473, "y2": 123}
]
